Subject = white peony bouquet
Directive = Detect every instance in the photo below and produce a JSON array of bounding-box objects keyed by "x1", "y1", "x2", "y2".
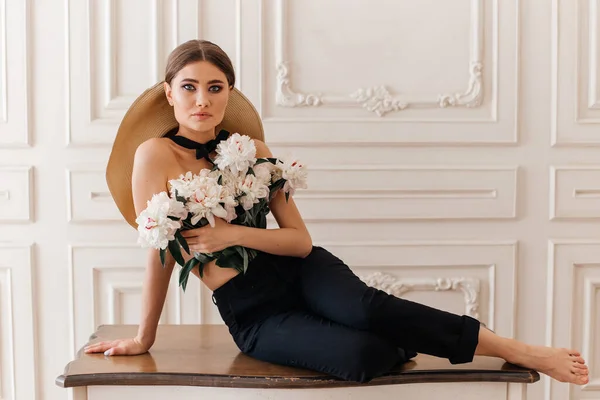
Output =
[{"x1": 135, "y1": 132, "x2": 308, "y2": 290}]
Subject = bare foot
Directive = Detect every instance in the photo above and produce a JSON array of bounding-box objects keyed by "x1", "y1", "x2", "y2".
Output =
[
  {"x1": 511, "y1": 345, "x2": 589, "y2": 385},
  {"x1": 476, "y1": 324, "x2": 590, "y2": 385}
]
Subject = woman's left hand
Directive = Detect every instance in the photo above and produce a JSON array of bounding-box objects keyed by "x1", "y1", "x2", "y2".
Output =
[{"x1": 180, "y1": 218, "x2": 240, "y2": 254}]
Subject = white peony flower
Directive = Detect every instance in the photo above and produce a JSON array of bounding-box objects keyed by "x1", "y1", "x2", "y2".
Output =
[
  {"x1": 270, "y1": 163, "x2": 283, "y2": 183},
  {"x1": 136, "y1": 191, "x2": 185, "y2": 249},
  {"x1": 253, "y1": 162, "x2": 275, "y2": 186},
  {"x1": 213, "y1": 133, "x2": 257, "y2": 175},
  {"x1": 220, "y1": 190, "x2": 238, "y2": 222},
  {"x1": 186, "y1": 174, "x2": 228, "y2": 227},
  {"x1": 168, "y1": 171, "x2": 196, "y2": 199},
  {"x1": 238, "y1": 173, "x2": 270, "y2": 210},
  {"x1": 278, "y1": 157, "x2": 308, "y2": 196}
]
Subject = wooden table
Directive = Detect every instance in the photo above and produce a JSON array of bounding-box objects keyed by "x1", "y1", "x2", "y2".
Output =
[{"x1": 57, "y1": 325, "x2": 540, "y2": 400}]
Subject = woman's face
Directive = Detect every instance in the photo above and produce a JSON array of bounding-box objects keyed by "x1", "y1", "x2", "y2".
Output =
[{"x1": 164, "y1": 60, "x2": 231, "y2": 137}]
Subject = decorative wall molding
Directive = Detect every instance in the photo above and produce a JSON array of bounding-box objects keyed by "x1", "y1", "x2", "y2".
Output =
[
  {"x1": 582, "y1": 277, "x2": 600, "y2": 390},
  {"x1": 107, "y1": 281, "x2": 168, "y2": 325},
  {"x1": 0, "y1": 244, "x2": 35, "y2": 400},
  {"x1": 103, "y1": 0, "x2": 161, "y2": 111},
  {"x1": 0, "y1": 166, "x2": 34, "y2": 223},
  {"x1": 588, "y1": 0, "x2": 600, "y2": 109},
  {"x1": 359, "y1": 272, "x2": 480, "y2": 319},
  {"x1": 0, "y1": 0, "x2": 30, "y2": 147},
  {"x1": 547, "y1": 240, "x2": 600, "y2": 398},
  {"x1": 550, "y1": 165, "x2": 600, "y2": 219},
  {"x1": 68, "y1": 0, "x2": 178, "y2": 146},
  {"x1": 66, "y1": 166, "x2": 122, "y2": 223},
  {"x1": 552, "y1": 0, "x2": 600, "y2": 146},
  {"x1": 0, "y1": 266, "x2": 16, "y2": 400},
  {"x1": 274, "y1": 0, "x2": 484, "y2": 116},
  {"x1": 272, "y1": 165, "x2": 517, "y2": 221}
]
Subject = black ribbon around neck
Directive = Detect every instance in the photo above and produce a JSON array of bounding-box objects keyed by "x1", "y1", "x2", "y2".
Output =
[{"x1": 168, "y1": 129, "x2": 230, "y2": 162}]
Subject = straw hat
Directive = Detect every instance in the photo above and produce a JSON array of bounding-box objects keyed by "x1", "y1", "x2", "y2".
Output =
[{"x1": 106, "y1": 81, "x2": 264, "y2": 229}]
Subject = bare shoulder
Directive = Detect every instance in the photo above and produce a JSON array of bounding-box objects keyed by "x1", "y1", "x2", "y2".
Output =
[
  {"x1": 132, "y1": 138, "x2": 175, "y2": 216},
  {"x1": 252, "y1": 138, "x2": 273, "y2": 158},
  {"x1": 134, "y1": 137, "x2": 174, "y2": 163}
]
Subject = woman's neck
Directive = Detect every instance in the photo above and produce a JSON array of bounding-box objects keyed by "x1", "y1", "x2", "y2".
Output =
[{"x1": 175, "y1": 126, "x2": 216, "y2": 144}]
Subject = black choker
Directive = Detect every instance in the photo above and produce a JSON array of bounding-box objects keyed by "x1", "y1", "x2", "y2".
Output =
[{"x1": 168, "y1": 129, "x2": 230, "y2": 162}]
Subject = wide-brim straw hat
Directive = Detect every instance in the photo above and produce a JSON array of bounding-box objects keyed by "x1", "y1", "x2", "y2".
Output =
[{"x1": 106, "y1": 81, "x2": 264, "y2": 229}]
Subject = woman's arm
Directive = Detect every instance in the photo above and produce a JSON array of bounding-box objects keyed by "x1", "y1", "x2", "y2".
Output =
[
  {"x1": 232, "y1": 194, "x2": 312, "y2": 258},
  {"x1": 131, "y1": 139, "x2": 176, "y2": 348},
  {"x1": 85, "y1": 139, "x2": 175, "y2": 355},
  {"x1": 234, "y1": 139, "x2": 312, "y2": 257}
]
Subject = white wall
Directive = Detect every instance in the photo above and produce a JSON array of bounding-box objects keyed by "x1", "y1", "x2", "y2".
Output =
[{"x1": 0, "y1": 0, "x2": 595, "y2": 399}]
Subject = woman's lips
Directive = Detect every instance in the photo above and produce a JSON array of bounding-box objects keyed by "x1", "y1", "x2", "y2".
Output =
[{"x1": 191, "y1": 113, "x2": 212, "y2": 121}]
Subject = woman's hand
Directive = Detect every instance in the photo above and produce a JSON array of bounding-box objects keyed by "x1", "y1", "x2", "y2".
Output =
[
  {"x1": 181, "y1": 218, "x2": 240, "y2": 253},
  {"x1": 84, "y1": 337, "x2": 150, "y2": 356}
]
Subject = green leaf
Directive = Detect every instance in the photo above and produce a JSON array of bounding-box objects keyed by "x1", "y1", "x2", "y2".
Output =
[
  {"x1": 285, "y1": 191, "x2": 290, "y2": 202},
  {"x1": 175, "y1": 231, "x2": 190, "y2": 255},
  {"x1": 168, "y1": 240, "x2": 185, "y2": 266},
  {"x1": 247, "y1": 167, "x2": 255, "y2": 176},
  {"x1": 233, "y1": 245, "x2": 245, "y2": 258},
  {"x1": 254, "y1": 158, "x2": 269, "y2": 165},
  {"x1": 216, "y1": 251, "x2": 243, "y2": 273},
  {"x1": 159, "y1": 248, "x2": 166, "y2": 267},
  {"x1": 194, "y1": 252, "x2": 216, "y2": 264},
  {"x1": 242, "y1": 247, "x2": 249, "y2": 274},
  {"x1": 179, "y1": 258, "x2": 199, "y2": 291},
  {"x1": 217, "y1": 174, "x2": 223, "y2": 185},
  {"x1": 248, "y1": 248, "x2": 258, "y2": 260},
  {"x1": 258, "y1": 212, "x2": 267, "y2": 229}
]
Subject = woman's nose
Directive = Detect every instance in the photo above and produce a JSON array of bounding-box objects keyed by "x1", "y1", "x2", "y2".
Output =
[{"x1": 195, "y1": 89, "x2": 210, "y2": 107}]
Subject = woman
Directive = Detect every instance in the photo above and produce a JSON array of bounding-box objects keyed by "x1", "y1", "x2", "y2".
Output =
[{"x1": 86, "y1": 40, "x2": 589, "y2": 385}]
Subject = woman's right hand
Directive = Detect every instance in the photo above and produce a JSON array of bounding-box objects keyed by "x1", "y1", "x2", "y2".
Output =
[{"x1": 84, "y1": 337, "x2": 150, "y2": 356}]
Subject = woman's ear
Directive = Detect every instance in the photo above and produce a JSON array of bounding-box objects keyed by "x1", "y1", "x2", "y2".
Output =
[{"x1": 164, "y1": 82, "x2": 173, "y2": 106}]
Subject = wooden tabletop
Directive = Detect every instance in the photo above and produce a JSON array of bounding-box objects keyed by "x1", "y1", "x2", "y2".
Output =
[{"x1": 56, "y1": 324, "x2": 540, "y2": 389}]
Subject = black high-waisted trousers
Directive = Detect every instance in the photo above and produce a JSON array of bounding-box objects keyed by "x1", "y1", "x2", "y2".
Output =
[{"x1": 212, "y1": 246, "x2": 481, "y2": 383}]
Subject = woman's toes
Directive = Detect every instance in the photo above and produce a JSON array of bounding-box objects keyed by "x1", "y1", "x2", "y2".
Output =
[
  {"x1": 568, "y1": 349, "x2": 581, "y2": 357},
  {"x1": 571, "y1": 355, "x2": 586, "y2": 364},
  {"x1": 572, "y1": 365, "x2": 588, "y2": 374},
  {"x1": 573, "y1": 362, "x2": 588, "y2": 370},
  {"x1": 576, "y1": 374, "x2": 589, "y2": 385}
]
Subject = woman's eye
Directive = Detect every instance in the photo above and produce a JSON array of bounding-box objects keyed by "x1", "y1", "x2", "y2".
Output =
[
  {"x1": 209, "y1": 85, "x2": 223, "y2": 93},
  {"x1": 182, "y1": 84, "x2": 195, "y2": 91}
]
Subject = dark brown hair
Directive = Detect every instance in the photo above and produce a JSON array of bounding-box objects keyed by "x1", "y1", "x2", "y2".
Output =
[{"x1": 164, "y1": 40, "x2": 235, "y2": 87}]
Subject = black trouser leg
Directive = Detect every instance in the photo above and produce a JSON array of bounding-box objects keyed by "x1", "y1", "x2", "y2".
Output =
[{"x1": 299, "y1": 246, "x2": 480, "y2": 364}]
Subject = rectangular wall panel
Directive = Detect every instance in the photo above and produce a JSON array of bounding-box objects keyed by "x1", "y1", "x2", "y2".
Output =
[
  {"x1": 0, "y1": 167, "x2": 33, "y2": 222},
  {"x1": 282, "y1": 166, "x2": 517, "y2": 222},
  {"x1": 259, "y1": 0, "x2": 519, "y2": 145},
  {"x1": 0, "y1": 0, "x2": 29, "y2": 147},
  {"x1": 548, "y1": 241, "x2": 600, "y2": 400},
  {"x1": 68, "y1": 0, "x2": 178, "y2": 146},
  {"x1": 553, "y1": 0, "x2": 600, "y2": 145},
  {"x1": 551, "y1": 166, "x2": 600, "y2": 219},
  {"x1": 0, "y1": 244, "x2": 35, "y2": 400},
  {"x1": 67, "y1": 167, "x2": 122, "y2": 223}
]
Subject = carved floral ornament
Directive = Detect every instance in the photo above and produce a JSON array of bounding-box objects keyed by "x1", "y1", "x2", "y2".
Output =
[
  {"x1": 275, "y1": 61, "x2": 484, "y2": 117},
  {"x1": 273, "y1": 0, "x2": 484, "y2": 116},
  {"x1": 358, "y1": 272, "x2": 481, "y2": 320}
]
